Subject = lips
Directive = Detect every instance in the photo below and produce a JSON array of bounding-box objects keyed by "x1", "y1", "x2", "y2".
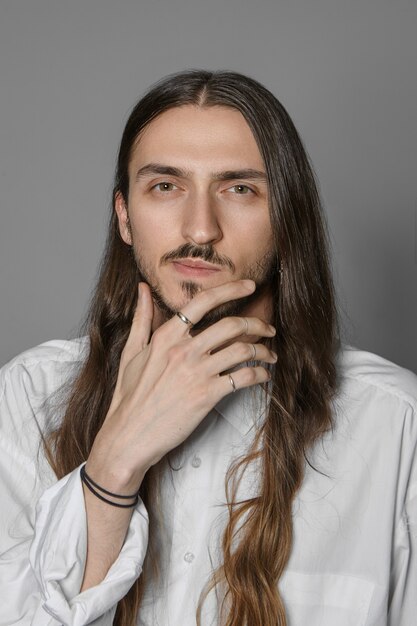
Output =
[
  {"x1": 175, "y1": 259, "x2": 221, "y2": 270},
  {"x1": 172, "y1": 259, "x2": 222, "y2": 277}
]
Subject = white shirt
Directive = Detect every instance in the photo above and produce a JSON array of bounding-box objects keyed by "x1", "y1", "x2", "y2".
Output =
[{"x1": 0, "y1": 338, "x2": 416, "y2": 625}]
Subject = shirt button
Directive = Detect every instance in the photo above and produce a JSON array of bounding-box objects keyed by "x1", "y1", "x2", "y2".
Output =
[
  {"x1": 184, "y1": 552, "x2": 195, "y2": 563},
  {"x1": 191, "y1": 455, "x2": 202, "y2": 468}
]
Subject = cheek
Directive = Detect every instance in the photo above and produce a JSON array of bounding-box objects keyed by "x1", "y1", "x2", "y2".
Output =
[
  {"x1": 129, "y1": 213, "x2": 180, "y2": 261},
  {"x1": 130, "y1": 200, "x2": 179, "y2": 234},
  {"x1": 235, "y1": 219, "x2": 273, "y2": 253},
  {"x1": 129, "y1": 210, "x2": 158, "y2": 242}
]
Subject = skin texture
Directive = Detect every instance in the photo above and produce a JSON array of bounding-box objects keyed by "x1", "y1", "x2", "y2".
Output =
[
  {"x1": 81, "y1": 105, "x2": 277, "y2": 591},
  {"x1": 115, "y1": 105, "x2": 275, "y2": 330}
]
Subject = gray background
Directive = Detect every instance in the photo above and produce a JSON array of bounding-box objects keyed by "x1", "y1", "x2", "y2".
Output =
[{"x1": 1, "y1": 0, "x2": 416, "y2": 371}]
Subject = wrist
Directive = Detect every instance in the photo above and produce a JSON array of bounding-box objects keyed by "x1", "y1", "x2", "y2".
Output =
[
  {"x1": 86, "y1": 441, "x2": 147, "y2": 496},
  {"x1": 80, "y1": 465, "x2": 140, "y2": 507}
]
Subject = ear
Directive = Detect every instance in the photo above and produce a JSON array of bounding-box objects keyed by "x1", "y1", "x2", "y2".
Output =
[{"x1": 114, "y1": 191, "x2": 132, "y2": 245}]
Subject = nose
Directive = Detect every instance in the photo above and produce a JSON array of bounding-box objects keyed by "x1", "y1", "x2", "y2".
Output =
[{"x1": 181, "y1": 190, "x2": 222, "y2": 246}]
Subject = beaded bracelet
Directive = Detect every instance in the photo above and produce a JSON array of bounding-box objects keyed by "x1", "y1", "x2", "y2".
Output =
[{"x1": 80, "y1": 465, "x2": 139, "y2": 508}]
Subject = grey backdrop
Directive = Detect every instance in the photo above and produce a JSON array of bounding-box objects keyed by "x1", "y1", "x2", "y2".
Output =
[{"x1": 1, "y1": 0, "x2": 416, "y2": 371}]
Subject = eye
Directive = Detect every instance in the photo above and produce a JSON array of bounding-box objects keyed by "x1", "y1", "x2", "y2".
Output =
[
  {"x1": 230, "y1": 184, "x2": 253, "y2": 195},
  {"x1": 153, "y1": 182, "x2": 177, "y2": 192}
]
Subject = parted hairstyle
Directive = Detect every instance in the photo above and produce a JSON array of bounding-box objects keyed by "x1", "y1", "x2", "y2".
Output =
[{"x1": 45, "y1": 69, "x2": 340, "y2": 625}]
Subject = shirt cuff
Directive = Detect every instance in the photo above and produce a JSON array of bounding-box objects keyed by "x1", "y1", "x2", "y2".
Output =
[{"x1": 29, "y1": 464, "x2": 149, "y2": 625}]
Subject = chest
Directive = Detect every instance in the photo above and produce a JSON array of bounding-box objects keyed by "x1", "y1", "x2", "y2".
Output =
[{"x1": 137, "y1": 411, "x2": 400, "y2": 625}]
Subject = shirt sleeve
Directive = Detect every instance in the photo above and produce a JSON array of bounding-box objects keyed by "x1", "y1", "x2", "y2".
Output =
[
  {"x1": 388, "y1": 403, "x2": 417, "y2": 625},
  {"x1": 0, "y1": 349, "x2": 149, "y2": 625}
]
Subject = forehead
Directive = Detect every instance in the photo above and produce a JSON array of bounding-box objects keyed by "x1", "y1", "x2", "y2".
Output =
[{"x1": 129, "y1": 105, "x2": 265, "y2": 171}]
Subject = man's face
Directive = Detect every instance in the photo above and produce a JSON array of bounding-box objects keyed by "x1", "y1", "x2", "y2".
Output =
[{"x1": 115, "y1": 104, "x2": 275, "y2": 327}]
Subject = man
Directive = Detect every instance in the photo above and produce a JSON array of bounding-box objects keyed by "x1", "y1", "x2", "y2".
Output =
[{"x1": 0, "y1": 70, "x2": 416, "y2": 626}]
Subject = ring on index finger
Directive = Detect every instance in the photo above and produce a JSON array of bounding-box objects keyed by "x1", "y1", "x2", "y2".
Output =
[{"x1": 176, "y1": 311, "x2": 194, "y2": 328}]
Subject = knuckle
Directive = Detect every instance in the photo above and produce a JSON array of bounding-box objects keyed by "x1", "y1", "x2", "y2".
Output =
[
  {"x1": 223, "y1": 345, "x2": 235, "y2": 360},
  {"x1": 150, "y1": 326, "x2": 167, "y2": 349},
  {"x1": 242, "y1": 342, "x2": 254, "y2": 360},
  {"x1": 166, "y1": 345, "x2": 183, "y2": 362},
  {"x1": 240, "y1": 368, "x2": 257, "y2": 385},
  {"x1": 224, "y1": 317, "x2": 240, "y2": 334},
  {"x1": 236, "y1": 316, "x2": 248, "y2": 333},
  {"x1": 230, "y1": 342, "x2": 252, "y2": 360}
]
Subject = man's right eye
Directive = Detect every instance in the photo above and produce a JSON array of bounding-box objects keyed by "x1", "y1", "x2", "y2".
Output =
[{"x1": 153, "y1": 182, "x2": 176, "y2": 192}]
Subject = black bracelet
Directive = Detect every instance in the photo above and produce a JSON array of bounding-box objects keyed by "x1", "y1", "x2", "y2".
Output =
[
  {"x1": 80, "y1": 466, "x2": 139, "y2": 509},
  {"x1": 81, "y1": 465, "x2": 139, "y2": 499}
]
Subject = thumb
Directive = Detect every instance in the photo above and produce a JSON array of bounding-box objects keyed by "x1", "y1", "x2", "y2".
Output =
[{"x1": 124, "y1": 282, "x2": 154, "y2": 356}]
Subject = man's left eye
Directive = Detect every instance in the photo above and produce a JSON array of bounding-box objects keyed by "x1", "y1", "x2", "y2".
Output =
[{"x1": 230, "y1": 184, "x2": 252, "y2": 194}]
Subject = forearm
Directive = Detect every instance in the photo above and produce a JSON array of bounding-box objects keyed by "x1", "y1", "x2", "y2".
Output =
[
  {"x1": 81, "y1": 464, "x2": 147, "y2": 591},
  {"x1": 1, "y1": 463, "x2": 149, "y2": 625},
  {"x1": 81, "y1": 486, "x2": 134, "y2": 590}
]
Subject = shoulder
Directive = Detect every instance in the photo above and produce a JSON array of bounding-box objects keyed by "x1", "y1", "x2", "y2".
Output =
[
  {"x1": 333, "y1": 346, "x2": 417, "y2": 494},
  {"x1": 338, "y1": 345, "x2": 417, "y2": 412},
  {"x1": 334, "y1": 346, "x2": 417, "y2": 460},
  {"x1": 1, "y1": 337, "x2": 88, "y2": 374},
  {"x1": 333, "y1": 347, "x2": 417, "y2": 521},
  {"x1": 0, "y1": 338, "x2": 88, "y2": 435},
  {"x1": 0, "y1": 338, "x2": 88, "y2": 398}
]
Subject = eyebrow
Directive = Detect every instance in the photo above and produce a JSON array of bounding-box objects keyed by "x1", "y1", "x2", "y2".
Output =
[{"x1": 135, "y1": 163, "x2": 267, "y2": 183}]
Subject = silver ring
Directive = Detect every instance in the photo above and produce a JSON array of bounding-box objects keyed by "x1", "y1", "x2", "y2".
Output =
[
  {"x1": 176, "y1": 311, "x2": 194, "y2": 327},
  {"x1": 251, "y1": 343, "x2": 256, "y2": 360},
  {"x1": 228, "y1": 374, "x2": 237, "y2": 393},
  {"x1": 243, "y1": 317, "x2": 249, "y2": 335}
]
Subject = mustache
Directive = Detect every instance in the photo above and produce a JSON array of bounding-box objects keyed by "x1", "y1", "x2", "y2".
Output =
[{"x1": 160, "y1": 243, "x2": 235, "y2": 272}]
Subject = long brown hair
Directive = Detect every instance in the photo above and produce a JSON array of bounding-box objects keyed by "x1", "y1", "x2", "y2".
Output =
[{"x1": 46, "y1": 70, "x2": 339, "y2": 625}]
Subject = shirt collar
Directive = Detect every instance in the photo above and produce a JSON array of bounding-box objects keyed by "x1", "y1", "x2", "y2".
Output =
[{"x1": 215, "y1": 384, "x2": 270, "y2": 437}]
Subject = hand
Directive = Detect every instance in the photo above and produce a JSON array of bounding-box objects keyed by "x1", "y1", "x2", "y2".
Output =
[{"x1": 86, "y1": 279, "x2": 277, "y2": 493}]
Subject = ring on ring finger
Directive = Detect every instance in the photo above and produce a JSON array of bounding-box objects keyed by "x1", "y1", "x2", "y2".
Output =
[{"x1": 243, "y1": 317, "x2": 249, "y2": 335}]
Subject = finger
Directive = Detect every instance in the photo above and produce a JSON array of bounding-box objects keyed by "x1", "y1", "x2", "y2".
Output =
[
  {"x1": 124, "y1": 283, "x2": 154, "y2": 356},
  {"x1": 206, "y1": 342, "x2": 277, "y2": 375},
  {"x1": 219, "y1": 365, "x2": 271, "y2": 396},
  {"x1": 195, "y1": 316, "x2": 275, "y2": 353},
  {"x1": 173, "y1": 279, "x2": 256, "y2": 333}
]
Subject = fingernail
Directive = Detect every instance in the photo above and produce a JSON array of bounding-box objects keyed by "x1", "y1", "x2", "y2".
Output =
[
  {"x1": 242, "y1": 279, "x2": 255, "y2": 290},
  {"x1": 268, "y1": 325, "x2": 276, "y2": 335},
  {"x1": 271, "y1": 351, "x2": 278, "y2": 361}
]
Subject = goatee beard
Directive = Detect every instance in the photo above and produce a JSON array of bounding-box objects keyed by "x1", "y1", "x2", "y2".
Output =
[{"x1": 131, "y1": 243, "x2": 277, "y2": 331}]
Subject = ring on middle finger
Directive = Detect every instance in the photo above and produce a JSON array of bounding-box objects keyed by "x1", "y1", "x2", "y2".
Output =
[{"x1": 251, "y1": 343, "x2": 257, "y2": 360}]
